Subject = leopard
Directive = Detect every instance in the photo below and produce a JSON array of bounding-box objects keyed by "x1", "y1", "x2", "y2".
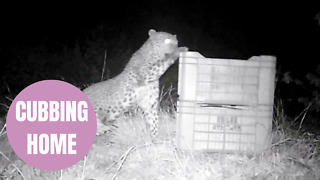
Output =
[{"x1": 83, "y1": 29, "x2": 188, "y2": 140}]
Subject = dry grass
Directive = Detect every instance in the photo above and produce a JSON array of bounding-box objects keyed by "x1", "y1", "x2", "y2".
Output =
[{"x1": 0, "y1": 109, "x2": 320, "y2": 180}]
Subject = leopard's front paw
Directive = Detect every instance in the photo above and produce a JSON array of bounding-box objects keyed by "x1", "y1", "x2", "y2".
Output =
[
  {"x1": 165, "y1": 46, "x2": 189, "y2": 61},
  {"x1": 178, "y1": 46, "x2": 188, "y2": 53}
]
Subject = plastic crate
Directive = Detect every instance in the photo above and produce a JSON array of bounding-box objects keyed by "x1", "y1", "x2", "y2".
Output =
[{"x1": 176, "y1": 52, "x2": 276, "y2": 153}]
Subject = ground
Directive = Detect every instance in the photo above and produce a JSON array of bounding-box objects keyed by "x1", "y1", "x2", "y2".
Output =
[{"x1": 0, "y1": 109, "x2": 319, "y2": 180}]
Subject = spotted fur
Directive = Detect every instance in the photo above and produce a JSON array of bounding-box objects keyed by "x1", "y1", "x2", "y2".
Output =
[{"x1": 83, "y1": 29, "x2": 187, "y2": 139}]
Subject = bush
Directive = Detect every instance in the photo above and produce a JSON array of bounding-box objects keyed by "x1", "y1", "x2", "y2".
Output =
[{"x1": 278, "y1": 64, "x2": 320, "y2": 133}]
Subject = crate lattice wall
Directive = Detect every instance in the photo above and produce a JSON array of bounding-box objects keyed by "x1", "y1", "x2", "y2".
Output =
[{"x1": 176, "y1": 52, "x2": 276, "y2": 153}]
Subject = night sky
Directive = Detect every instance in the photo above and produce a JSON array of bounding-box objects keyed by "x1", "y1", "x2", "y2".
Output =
[{"x1": 1, "y1": 2, "x2": 319, "y2": 89}]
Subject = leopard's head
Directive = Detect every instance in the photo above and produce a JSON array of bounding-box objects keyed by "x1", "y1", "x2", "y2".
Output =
[{"x1": 148, "y1": 29, "x2": 178, "y2": 54}]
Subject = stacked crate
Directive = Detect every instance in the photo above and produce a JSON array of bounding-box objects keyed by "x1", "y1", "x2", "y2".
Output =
[{"x1": 176, "y1": 51, "x2": 276, "y2": 153}]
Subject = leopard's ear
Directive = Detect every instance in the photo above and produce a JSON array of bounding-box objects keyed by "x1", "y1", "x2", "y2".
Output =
[{"x1": 148, "y1": 29, "x2": 157, "y2": 37}]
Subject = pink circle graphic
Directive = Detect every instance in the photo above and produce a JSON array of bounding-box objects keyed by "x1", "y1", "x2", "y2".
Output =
[{"x1": 6, "y1": 80, "x2": 97, "y2": 171}]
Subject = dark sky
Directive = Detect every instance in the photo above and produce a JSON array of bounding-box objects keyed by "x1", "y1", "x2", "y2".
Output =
[
  {"x1": 0, "y1": 1, "x2": 319, "y2": 118},
  {"x1": 1, "y1": 2, "x2": 320, "y2": 74}
]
